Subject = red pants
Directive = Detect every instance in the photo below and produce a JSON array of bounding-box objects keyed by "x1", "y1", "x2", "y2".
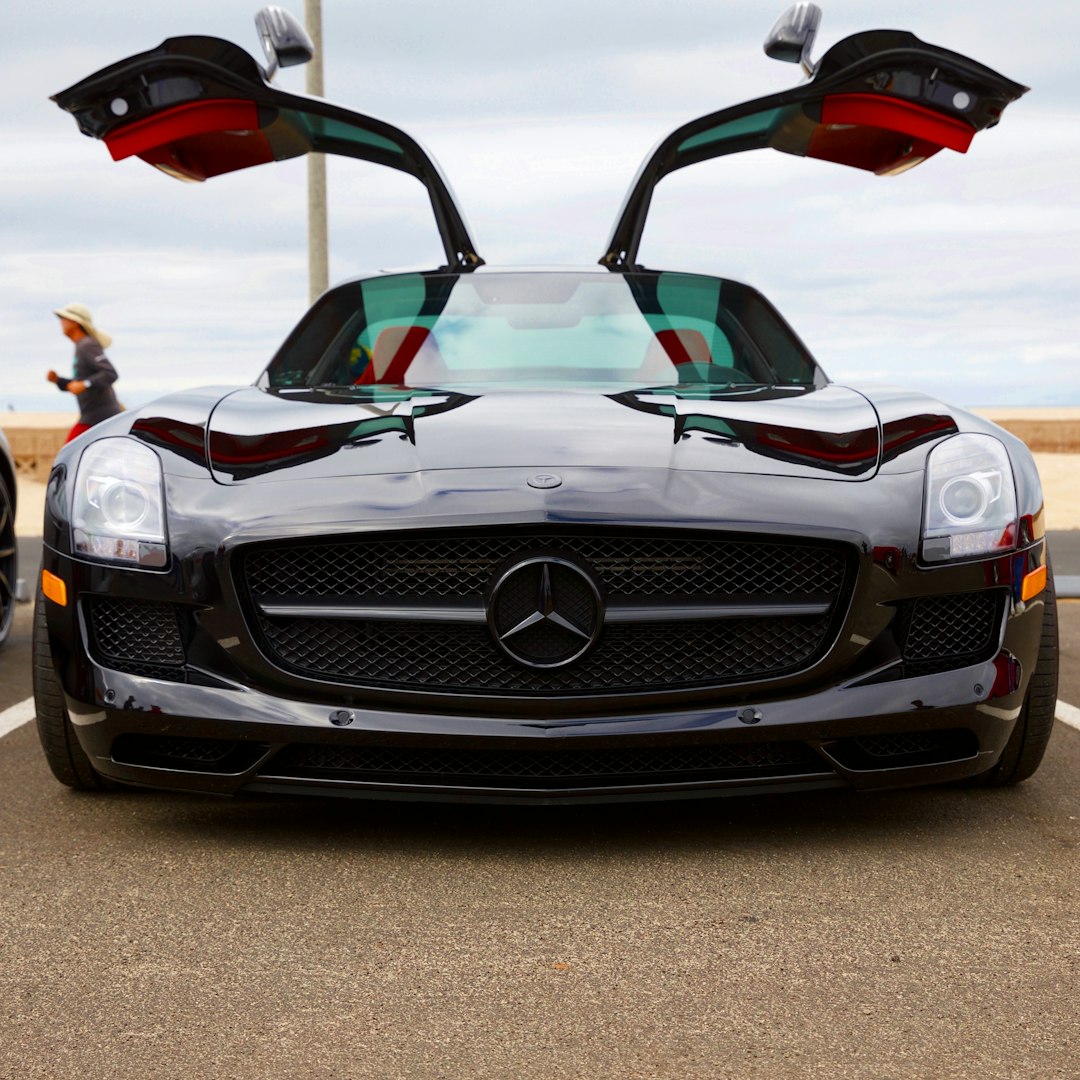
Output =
[{"x1": 64, "y1": 422, "x2": 93, "y2": 444}]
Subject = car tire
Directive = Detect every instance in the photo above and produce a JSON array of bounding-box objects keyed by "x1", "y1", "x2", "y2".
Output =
[
  {"x1": 976, "y1": 561, "x2": 1059, "y2": 786},
  {"x1": 0, "y1": 473, "x2": 15, "y2": 648},
  {"x1": 33, "y1": 584, "x2": 116, "y2": 791}
]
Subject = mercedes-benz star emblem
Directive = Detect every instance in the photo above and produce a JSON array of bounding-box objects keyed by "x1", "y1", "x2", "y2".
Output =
[
  {"x1": 527, "y1": 473, "x2": 562, "y2": 489},
  {"x1": 487, "y1": 555, "x2": 604, "y2": 669}
]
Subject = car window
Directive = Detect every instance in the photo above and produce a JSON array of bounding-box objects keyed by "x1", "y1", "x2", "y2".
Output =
[{"x1": 264, "y1": 271, "x2": 820, "y2": 389}]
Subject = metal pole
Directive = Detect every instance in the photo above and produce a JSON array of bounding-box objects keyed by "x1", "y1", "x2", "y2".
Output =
[{"x1": 305, "y1": 0, "x2": 328, "y2": 302}]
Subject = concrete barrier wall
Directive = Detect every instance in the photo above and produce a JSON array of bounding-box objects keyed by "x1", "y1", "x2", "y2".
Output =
[{"x1": 1, "y1": 423, "x2": 69, "y2": 483}]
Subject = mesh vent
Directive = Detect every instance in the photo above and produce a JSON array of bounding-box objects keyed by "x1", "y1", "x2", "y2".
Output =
[
  {"x1": 111, "y1": 734, "x2": 268, "y2": 774},
  {"x1": 88, "y1": 597, "x2": 185, "y2": 675},
  {"x1": 829, "y1": 728, "x2": 978, "y2": 771},
  {"x1": 258, "y1": 614, "x2": 832, "y2": 692},
  {"x1": 901, "y1": 591, "x2": 1001, "y2": 668},
  {"x1": 266, "y1": 740, "x2": 824, "y2": 788},
  {"x1": 241, "y1": 531, "x2": 847, "y2": 600},
  {"x1": 856, "y1": 732, "x2": 942, "y2": 758}
]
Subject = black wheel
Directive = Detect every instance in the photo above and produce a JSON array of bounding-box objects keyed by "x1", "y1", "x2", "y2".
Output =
[
  {"x1": 977, "y1": 562, "x2": 1059, "y2": 786},
  {"x1": 0, "y1": 473, "x2": 15, "y2": 648},
  {"x1": 33, "y1": 584, "x2": 114, "y2": 790}
]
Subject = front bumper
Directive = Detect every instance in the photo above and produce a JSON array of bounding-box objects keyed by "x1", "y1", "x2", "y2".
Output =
[{"x1": 57, "y1": 649, "x2": 1028, "y2": 803}]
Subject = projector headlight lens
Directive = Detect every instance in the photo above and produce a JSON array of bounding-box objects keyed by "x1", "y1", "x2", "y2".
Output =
[
  {"x1": 922, "y1": 434, "x2": 1017, "y2": 563},
  {"x1": 72, "y1": 438, "x2": 168, "y2": 568}
]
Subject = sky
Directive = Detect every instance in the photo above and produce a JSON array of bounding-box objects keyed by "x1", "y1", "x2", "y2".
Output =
[{"x1": 2, "y1": 0, "x2": 1078, "y2": 412}]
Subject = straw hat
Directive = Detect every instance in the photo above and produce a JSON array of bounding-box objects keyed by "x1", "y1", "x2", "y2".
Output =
[{"x1": 54, "y1": 303, "x2": 113, "y2": 349}]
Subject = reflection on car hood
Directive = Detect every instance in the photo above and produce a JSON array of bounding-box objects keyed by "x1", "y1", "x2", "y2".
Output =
[{"x1": 195, "y1": 383, "x2": 904, "y2": 484}]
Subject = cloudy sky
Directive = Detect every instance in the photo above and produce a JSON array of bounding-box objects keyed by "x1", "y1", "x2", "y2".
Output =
[{"x1": 3, "y1": 0, "x2": 1078, "y2": 412}]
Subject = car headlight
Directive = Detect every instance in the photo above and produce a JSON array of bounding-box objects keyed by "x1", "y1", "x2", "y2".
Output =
[
  {"x1": 922, "y1": 433, "x2": 1017, "y2": 562},
  {"x1": 72, "y1": 438, "x2": 169, "y2": 568}
]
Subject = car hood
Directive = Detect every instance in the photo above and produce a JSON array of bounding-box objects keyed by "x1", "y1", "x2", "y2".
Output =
[{"x1": 187, "y1": 383, "x2": 906, "y2": 485}]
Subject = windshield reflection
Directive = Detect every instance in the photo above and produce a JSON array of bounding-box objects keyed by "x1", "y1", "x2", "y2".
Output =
[{"x1": 263, "y1": 271, "x2": 823, "y2": 392}]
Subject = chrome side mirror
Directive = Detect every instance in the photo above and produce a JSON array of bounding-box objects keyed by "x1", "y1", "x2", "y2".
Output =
[
  {"x1": 255, "y1": 6, "x2": 315, "y2": 80},
  {"x1": 763, "y1": 3, "x2": 822, "y2": 77}
]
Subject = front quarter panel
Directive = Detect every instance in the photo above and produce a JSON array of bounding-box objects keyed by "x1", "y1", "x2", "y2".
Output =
[{"x1": 849, "y1": 384, "x2": 1046, "y2": 532}]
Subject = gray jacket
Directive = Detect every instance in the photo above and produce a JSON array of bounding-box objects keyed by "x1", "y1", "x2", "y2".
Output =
[{"x1": 73, "y1": 337, "x2": 122, "y2": 426}]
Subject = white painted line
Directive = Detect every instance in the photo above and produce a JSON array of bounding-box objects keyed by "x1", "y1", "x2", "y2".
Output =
[
  {"x1": 0, "y1": 696, "x2": 35, "y2": 739},
  {"x1": 1057, "y1": 700, "x2": 1080, "y2": 732}
]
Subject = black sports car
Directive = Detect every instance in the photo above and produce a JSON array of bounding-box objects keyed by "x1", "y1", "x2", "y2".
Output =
[
  {"x1": 0, "y1": 428, "x2": 15, "y2": 649},
  {"x1": 36, "y1": 8, "x2": 1058, "y2": 802}
]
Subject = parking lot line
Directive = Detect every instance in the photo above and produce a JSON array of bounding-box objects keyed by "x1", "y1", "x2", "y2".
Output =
[
  {"x1": 0, "y1": 697, "x2": 35, "y2": 739},
  {"x1": 1057, "y1": 700, "x2": 1080, "y2": 731}
]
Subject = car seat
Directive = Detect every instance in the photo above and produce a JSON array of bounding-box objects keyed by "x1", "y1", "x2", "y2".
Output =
[
  {"x1": 356, "y1": 326, "x2": 445, "y2": 385},
  {"x1": 638, "y1": 328, "x2": 755, "y2": 385}
]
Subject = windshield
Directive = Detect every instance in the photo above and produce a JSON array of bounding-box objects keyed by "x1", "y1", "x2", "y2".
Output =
[{"x1": 262, "y1": 271, "x2": 823, "y2": 390}]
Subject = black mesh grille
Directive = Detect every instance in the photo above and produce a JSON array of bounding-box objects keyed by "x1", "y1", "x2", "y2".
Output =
[
  {"x1": 236, "y1": 530, "x2": 853, "y2": 694},
  {"x1": 111, "y1": 734, "x2": 268, "y2": 774},
  {"x1": 828, "y1": 728, "x2": 978, "y2": 771},
  {"x1": 901, "y1": 591, "x2": 1001, "y2": 670},
  {"x1": 258, "y1": 614, "x2": 831, "y2": 691},
  {"x1": 265, "y1": 740, "x2": 825, "y2": 788},
  {"x1": 241, "y1": 531, "x2": 846, "y2": 600},
  {"x1": 88, "y1": 597, "x2": 186, "y2": 677},
  {"x1": 856, "y1": 732, "x2": 943, "y2": 758}
]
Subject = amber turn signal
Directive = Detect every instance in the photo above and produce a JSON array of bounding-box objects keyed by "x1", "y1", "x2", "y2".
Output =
[
  {"x1": 1020, "y1": 564, "x2": 1047, "y2": 602},
  {"x1": 41, "y1": 569, "x2": 67, "y2": 607}
]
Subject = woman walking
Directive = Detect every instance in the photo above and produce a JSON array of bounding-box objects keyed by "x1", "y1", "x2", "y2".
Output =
[{"x1": 47, "y1": 302, "x2": 123, "y2": 443}]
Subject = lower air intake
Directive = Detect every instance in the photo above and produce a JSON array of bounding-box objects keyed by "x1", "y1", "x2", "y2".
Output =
[{"x1": 262, "y1": 740, "x2": 826, "y2": 789}]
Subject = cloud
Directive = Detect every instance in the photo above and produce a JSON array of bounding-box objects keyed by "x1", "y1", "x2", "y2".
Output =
[{"x1": 3, "y1": 0, "x2": 1078, "y2": 411}]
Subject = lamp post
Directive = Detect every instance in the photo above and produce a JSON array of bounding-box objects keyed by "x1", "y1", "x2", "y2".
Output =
[{"x1": 305, "y1": 0, "x2": 328, "y2": 302}]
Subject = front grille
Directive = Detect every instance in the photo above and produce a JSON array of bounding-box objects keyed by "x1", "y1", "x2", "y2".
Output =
[
  {"x1": 900, "y1": 591, "x2": 1002, "y2": 673},
  {"x1": 87, "y1": 597, "x2": 186, "y2": 679},
  {"x1": 264, "y1": 740, "x2": 825, "y2": 788},
  {"x1": 236, "y1": 530, "x2": 854, "y2": 694}
]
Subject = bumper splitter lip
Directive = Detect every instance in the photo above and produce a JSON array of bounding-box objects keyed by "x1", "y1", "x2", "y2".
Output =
[{"x1": 63, "y1": 656, "x2": 1016, "y2": 800}]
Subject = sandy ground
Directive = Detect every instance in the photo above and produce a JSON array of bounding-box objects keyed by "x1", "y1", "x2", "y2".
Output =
[
  {"x1": 12, "y1": 452, "x2": 1079, "y2": 535},
  {"x1": 973, "y1": 407, "x2": 1080, "y2": 421},
  {"x1": 2, "y1": 413, "x2": 73, "y2": 428},
  {"x1": 15, "y1": 479, "x2": 47, "y2": 537},
  {"x1": 1031, "y1": 455, "x2": 1080, "y2": 530}
]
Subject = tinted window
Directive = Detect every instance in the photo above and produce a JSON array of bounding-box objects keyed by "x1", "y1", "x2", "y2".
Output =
[{"x1": 264, "y1": 271, "x2": 821, "y2": 389}]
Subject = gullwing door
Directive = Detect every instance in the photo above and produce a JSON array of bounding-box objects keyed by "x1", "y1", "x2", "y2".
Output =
[
  {"x1": 602, "y1": 12, "x2": 1027, "y2": 270},
  {"x1": 52, "y1": 32, "x2": 483, "y2": 270}
]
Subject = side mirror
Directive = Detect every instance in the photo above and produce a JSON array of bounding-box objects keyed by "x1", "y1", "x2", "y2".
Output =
[
  {"x1": 255, "y1": 6, "x2": 315, "y2": 80},
  {"x1": 763, "y1": 3, "x2": 822, "y2": 77}
]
